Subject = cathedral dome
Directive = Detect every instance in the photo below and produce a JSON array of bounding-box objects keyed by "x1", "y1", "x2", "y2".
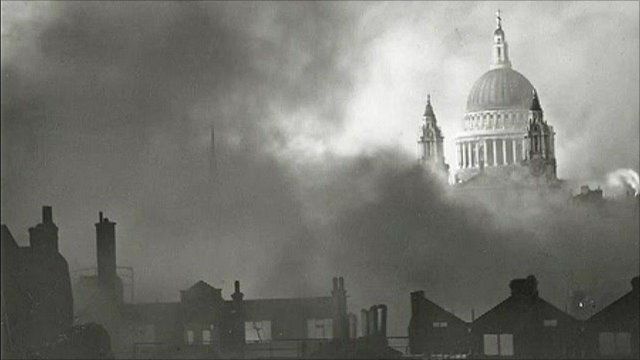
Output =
[{"x1": 466, "y1": 68, "x2": 536, "y2": 112}]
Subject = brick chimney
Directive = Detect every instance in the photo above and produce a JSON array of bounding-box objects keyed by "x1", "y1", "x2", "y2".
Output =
[
  {"x1": 230, "y1": 280, "x2": 245, "y2": 353},
  {"x1": 361, "y1": 308, "x2": 369, "y2": 336},
  {"x1": 510, "y1": 275, "x2": 539, "y2": 298},
  {"x1": 331, "y1": 276, "x2": 348, "y2": 341},
  {"x1": 378, "y1": 304, "x2": 388, "y2": 338},
  {"x1": 95, "y1": 212, "x2": 116, "y2": 290},
  {"x1": 28, "y1": 206, "x2": 59, "y2": 253},
  {"x1": 410, "y1": 291, "x2": 424, "y2": 318}
]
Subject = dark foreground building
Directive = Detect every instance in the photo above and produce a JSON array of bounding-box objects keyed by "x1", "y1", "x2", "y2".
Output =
[
  {"x1": 2, "y1": 206, "x2": 111, "y2": 359},
  {"x1": 1, "y1": 207, "x2": 73, "y2": 358},
  {"x1": 408, "y1": 290, "x2": 470, "y2": 357},
  {"x1": 471, "y1": 275, "x2": 582, "y2": 359},
  {"x1": 74, "y1": 211, "x2": 352, "y2": 358},
  {"x1": 584, "y1": 276, "x2": 639, "y2": 359}
]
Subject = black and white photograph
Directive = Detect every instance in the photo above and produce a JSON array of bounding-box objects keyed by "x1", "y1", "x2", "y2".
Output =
[{"x1": 1, "y1": 1, "x2": 638, "y2": 359}]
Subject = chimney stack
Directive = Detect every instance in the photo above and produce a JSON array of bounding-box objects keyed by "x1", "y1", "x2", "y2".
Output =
[
  {"x1": 410, "y1": 291, "x2": 424, "y2": 318},
  {"x1": 95, "y1": 211, "x2": 117, "y2": 290},
  {"x1": 379, "y1": 304, "x2": 387, "y2": 338},
  {"x1": 29, "y1": 206, "x2": 59, "y2": 252},
  {"x1": 361, "y1": 309, "x2": 369, "y2": 336},
  {"x1": 510, "y1": 275, "x2": 539, "y2": 298},
  {"x1": 370, "y1": 305, "x2": 379, "y2": 335},
  {"x1": 42, "y1": 206, "x2": 53, "y2": 224}
]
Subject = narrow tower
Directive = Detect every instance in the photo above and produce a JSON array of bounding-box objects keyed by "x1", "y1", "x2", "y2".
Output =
[
  {"x1": 524, "y1": 91, "x2": 557, "y2": 180},
  {"x1": 418, "y1": 94, "x2": 449, "y2": 174}
]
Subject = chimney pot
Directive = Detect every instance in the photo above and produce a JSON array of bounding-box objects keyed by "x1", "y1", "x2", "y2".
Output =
[
  {"x1": 99, "y1": 211, "x2": 103, "y2": 222},
  {"x1": 234, "y1": 280, "x2": 240, "y2": 293},
  {"x1": 42, "y1": 206, "x2": 53, "y2": 224},
  {"x1": 510, "y1": 275, "x2": 538, "y2": 297}
]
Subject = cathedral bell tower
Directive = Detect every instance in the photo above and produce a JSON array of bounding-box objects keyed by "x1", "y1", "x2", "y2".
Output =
[
  {"x1": 418, "y1": 94, "x2": 448, "y2": 174},
  {"x1": 524, "y1": 90, "x2": 557, "y2": 180}
]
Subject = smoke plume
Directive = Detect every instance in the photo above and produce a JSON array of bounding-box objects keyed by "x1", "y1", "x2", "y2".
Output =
[{"x1": 607, "y1": 168, "x2": 640, "y2": 196}]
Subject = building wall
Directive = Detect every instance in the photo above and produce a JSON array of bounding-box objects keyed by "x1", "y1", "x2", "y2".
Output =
[
  {"x1": 584, "y1": 278, "x2": 639, "y2": 359},
  {"x1": 408, "y1": 291, "x2": 470, "y2": 357}
]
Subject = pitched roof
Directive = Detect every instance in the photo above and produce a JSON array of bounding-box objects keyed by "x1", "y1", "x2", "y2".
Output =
[
  {"x1": 473, "y1": 295, "x2": 577, "y2": 331},
  {"x1": 414, "y1": 293, "x2": 468, "y2": 326},
  {"x1": 588, "y1": 288, "x2": 639, "y2": 325}
]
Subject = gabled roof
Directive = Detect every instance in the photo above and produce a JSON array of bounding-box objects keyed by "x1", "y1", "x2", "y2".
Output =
[
  {"x1": 180, "y1": 280, "x2": 224, "y2": 302},
  {"x1": 413, "y1": 293, "x2": 469, "y2": 326},
  {"x1": 473, "y1": 294, "x2": 578, "y2": 331},
  {"x1": 588, "y1": 288, "x2": 639, "y2": 325},
  {"x1": 1, "y1": 225, "x2": 19, "y2": 251},
  {"x1": 185, "y1": 280, "x2": 219, "y2": 293}
]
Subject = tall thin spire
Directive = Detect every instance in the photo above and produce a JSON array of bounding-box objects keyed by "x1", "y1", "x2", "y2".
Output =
[
  {"x1": 496, "y1": 9, "x2": 502, "y2": 29},
  {"x1": 423, "y1": 94, "x2": 435, "y2": 118}
]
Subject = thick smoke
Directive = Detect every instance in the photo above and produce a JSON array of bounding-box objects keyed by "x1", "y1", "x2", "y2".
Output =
[
  {"x1": 2, "y1": 2, "x2": 639, "y2": 336},
  {"x1": 607, "y1": 168, "x2": 640, "y2": 196}
]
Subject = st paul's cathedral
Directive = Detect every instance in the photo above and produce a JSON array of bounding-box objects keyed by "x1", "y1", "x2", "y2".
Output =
[{"x1": 418, "y1": 12, "x2": 562, "y2": 196}]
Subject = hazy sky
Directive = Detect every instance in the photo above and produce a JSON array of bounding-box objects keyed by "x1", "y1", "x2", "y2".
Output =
[{"x1": 2, "y1": 2, "x2": 638, "y2": 335}]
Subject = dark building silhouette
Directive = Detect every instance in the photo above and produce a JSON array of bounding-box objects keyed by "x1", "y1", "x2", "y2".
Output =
[
  {"x1": 471, "y1": 275, "x2": 582, "y2": 359},
  {"x1": 82, "y1": 278, "x2": 351, "y2": 358},
  {"x1": 310, "y1": 303, "x2": 402, "y2": 359},
  {"x1": 572, "y1": 185, "x2": 605, "y2": 206},
  {"x1": 584, "y1": 276, "x2": 639, "y2": 358},
  {"x1": 361, "y1": 304, "x2": 388, "y2": 339},
  {"x1": 95, "y1": 212, "x2": 123, "y2": 302},
  {"x1": 41, "y1": 323, "x2": 114, "y2": 359},
  {"x1": 1, "y1": 207, "x2": 74, "y2": 358},
  {"x1": 75, "y1": 216, "x2": 352, "y2": 358},
  {"x1": 408, "y1": 290, "x2": 470, "y2": 357}
]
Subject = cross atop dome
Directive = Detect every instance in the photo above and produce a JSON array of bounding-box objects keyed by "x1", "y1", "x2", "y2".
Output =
[{"x1": 496, "y1": 9, "x2": 502, "y2": 29}]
